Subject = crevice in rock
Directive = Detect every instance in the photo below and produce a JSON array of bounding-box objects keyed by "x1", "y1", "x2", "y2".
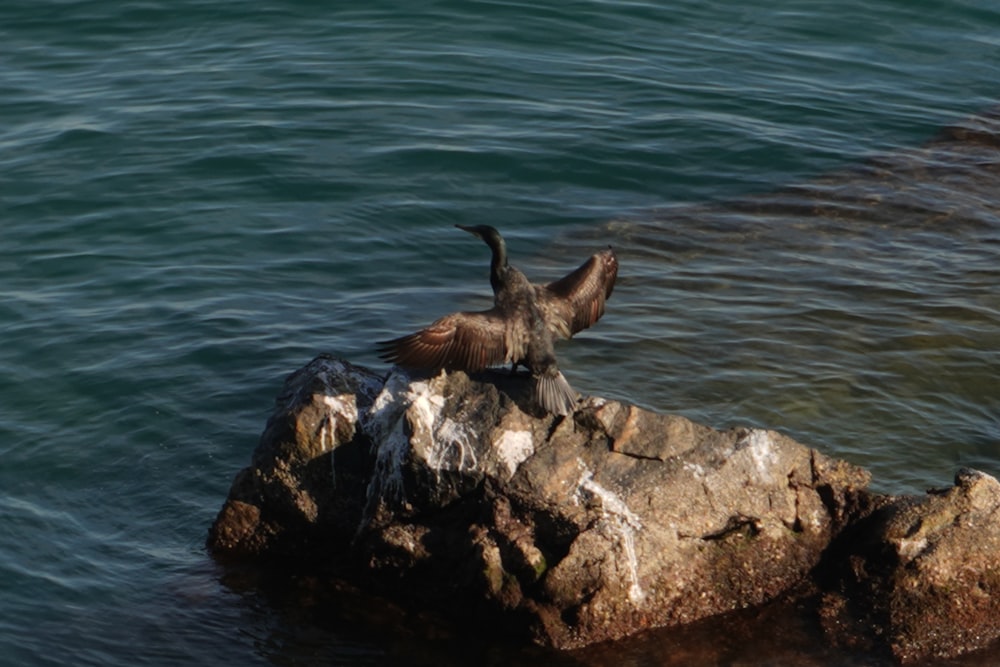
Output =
[{"x1": 701, "y1": 515, "x2": 762, "y2": 541}]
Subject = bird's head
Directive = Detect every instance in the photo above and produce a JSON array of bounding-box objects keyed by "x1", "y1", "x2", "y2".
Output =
[
  {"x1": 456, "y1": 224, "x2": 506, "y2": 253},
  {"x1": 456, "y1": 224, "x2": 499, "y2": 241},
  {"x1": 456, "y1": 224, "x2": 508, "y2": 270}
]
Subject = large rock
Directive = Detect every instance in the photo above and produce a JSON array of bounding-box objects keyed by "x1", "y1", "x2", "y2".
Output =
[
  {"x1": 208, "y1": 354, "x2": 869, "y2": 648},
  {"x1": 819, "y1": 468, "x2": 1000, "y2": 663}
]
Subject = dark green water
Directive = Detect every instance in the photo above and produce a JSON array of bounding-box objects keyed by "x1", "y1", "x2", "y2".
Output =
[{"x1": 3, "y1": 1, "x2": 1000, "y2": 664}]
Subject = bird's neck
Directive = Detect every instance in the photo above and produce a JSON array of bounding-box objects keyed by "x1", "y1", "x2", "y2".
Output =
[{"x1": 488, "y1": 239, "x2": 508, "y2": 294}]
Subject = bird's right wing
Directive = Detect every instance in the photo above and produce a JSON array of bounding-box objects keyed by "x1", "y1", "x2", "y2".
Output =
[{"x1": 376, "y1": 310, "x2": 512, "y2": 372}]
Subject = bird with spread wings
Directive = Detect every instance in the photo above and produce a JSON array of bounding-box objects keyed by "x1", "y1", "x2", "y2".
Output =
[{"x1": 377, "y1": 225, "x2": 618, "y2": 416}]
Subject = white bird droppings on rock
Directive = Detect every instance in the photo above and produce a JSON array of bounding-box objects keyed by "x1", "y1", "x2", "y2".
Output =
[
  {"x1": 427, "y1": 417, "x2": 477, "y2": 475},
  {"x1": 319, "y1": 394, "x2": 358, "y2": 488},
  {"x1": 495, "y1": 430, "x2": 534, "y2": 479},
  {"x1": 360, "y1": 373, "x2": 436, "y2": 523},
  {"x1": 737, "y1": 429, "x2": 778, "y2": 484},
  {"x1": 574, "y1": 459, "x2": 645, "y2": 604}
]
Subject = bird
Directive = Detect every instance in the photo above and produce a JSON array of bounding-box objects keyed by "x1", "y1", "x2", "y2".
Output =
[{"x1": 376, "y1": 224, "x2": 618, "y2": 416}]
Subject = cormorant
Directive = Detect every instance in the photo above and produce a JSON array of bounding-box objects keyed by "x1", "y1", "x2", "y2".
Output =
[{"x1": 376, "y1": 225, "x2": 618, "y2": 416}]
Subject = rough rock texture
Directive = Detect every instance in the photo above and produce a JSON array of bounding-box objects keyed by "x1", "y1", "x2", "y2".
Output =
[
  {"x1": 819, "y1": 469, "x2": 1000, "y2": 663},
  {"x1": 209, "y1": 354, "x2": 870, "y2": 649},
  {"x1": 208, "y1": 357, "x2": 384, "y2": 565}
]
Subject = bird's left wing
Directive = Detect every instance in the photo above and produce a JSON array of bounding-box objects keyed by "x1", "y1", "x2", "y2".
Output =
[
  {"x1": 376, "y1": 309, "x2": 511, "y2": 372},
  {"x1": 537, "y1": 248, "x2": 618, "y2": 339}
]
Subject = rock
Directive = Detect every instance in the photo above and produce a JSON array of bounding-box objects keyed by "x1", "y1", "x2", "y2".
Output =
[
  {"x1": 207, "y1": 357, "x2": 385, "y2": 564},
  {"x1": 208, "y1": 354, "x2": 870, "y2": 648},
  {"x1": 819, "y1": 468, "x2": 1000, "y2": 663}
]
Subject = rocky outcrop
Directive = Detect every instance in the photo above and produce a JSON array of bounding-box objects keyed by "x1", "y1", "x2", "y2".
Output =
[
  {"x1": 209, "y1": 355, "x2": 1000, "y2": 660},
  {"x1": 819, "y1": 469, "x2": 1000, "y2": 663},
  {"x1": 208, "y1": 354, "x2": 870, "y2": 648}
]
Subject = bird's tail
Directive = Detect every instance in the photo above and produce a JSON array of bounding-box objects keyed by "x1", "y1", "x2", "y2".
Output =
[{"x1": 535, "y1": 370, "x2": 578, "y2": 417}]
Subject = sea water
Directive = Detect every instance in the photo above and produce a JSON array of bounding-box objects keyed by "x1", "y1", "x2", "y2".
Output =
[{"x1": 3, "y1": 1, "x2": 999, "y2": 664}]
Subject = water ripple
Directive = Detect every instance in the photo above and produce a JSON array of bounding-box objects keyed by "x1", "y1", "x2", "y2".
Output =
[{"x1": 3, "y1": 0, "x2": 1000, "y2": 665}]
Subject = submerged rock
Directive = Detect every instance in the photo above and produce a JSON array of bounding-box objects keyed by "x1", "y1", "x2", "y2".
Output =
[{"x1": 208, "y1": 354, "x2": 869, "y2": 648}]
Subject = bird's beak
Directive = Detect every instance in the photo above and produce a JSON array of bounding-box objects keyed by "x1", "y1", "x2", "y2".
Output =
[{"x1": 455, "y1": 224, "x2": 479, "y2": 237}]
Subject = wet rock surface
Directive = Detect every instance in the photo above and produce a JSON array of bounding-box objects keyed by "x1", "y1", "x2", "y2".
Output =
[
  {"x1": 819, "y1": 469, "x2": 1000, "y2": 663},
  {"x1": 209, "y1": 354, "x2": 873, "y2": 649}
]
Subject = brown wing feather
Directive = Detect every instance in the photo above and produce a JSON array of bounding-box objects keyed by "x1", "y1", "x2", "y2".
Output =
[
  {"x1": 537, "y1": 248, "x2": 618, "y2": 339},
  {"x1": 376, "y1": 309, "x2": 510, "y2": 372}
]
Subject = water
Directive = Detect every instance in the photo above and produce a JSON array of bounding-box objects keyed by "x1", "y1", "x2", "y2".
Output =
[{"x1": 3, "y1": 1, "x2": 1000, "y2": 664}]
